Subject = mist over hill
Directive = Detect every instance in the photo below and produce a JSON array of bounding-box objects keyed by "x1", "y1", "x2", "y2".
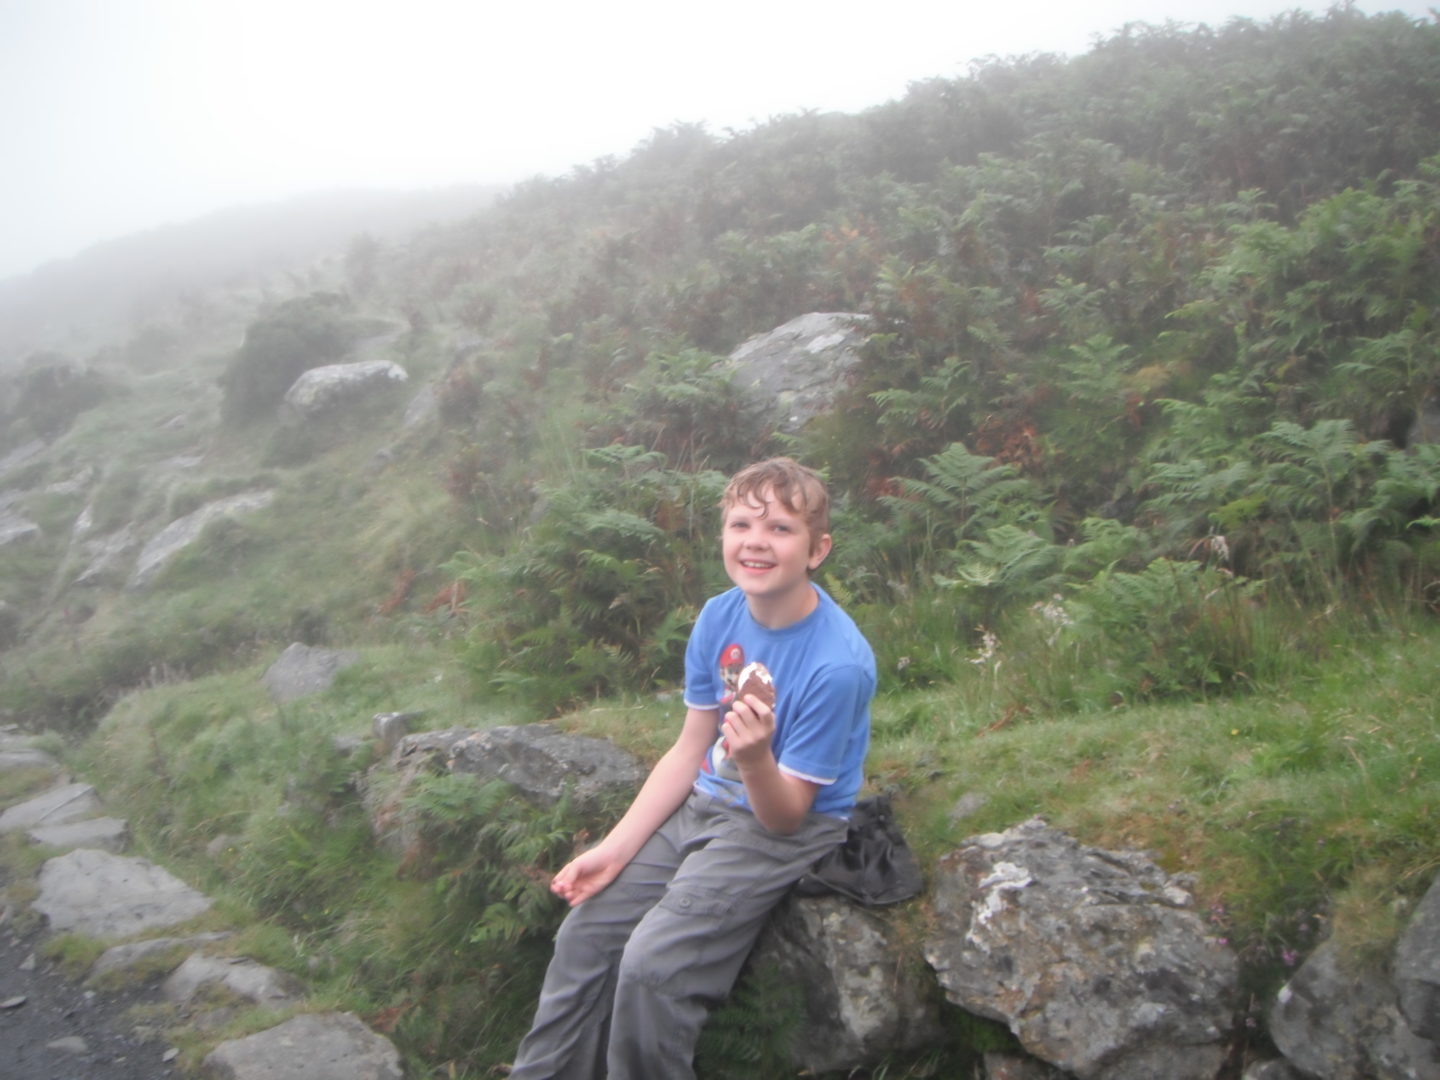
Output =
[{"x1": 0, "y1": 183, "x2": 503, "y2": 364}]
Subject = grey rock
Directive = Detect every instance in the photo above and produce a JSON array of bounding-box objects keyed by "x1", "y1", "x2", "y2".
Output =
[
  {"x1": 1397, "y1": 870, "x2": 1440, "y2": 1039},
  {"x1": 260, "y1": 642, "x2": 361, "y2": 703},
  {"x1": 949, "y1": 791, "x2": 990, "y2": 822},
  {"x1": 752, "y1": 894, "x2": 943, "y2": 1072},
  {"x1": 924, "y1": 817, "x2": 1238, "y2": 1080},
  {"x1": 75, "y1": 523, "x2": 138, "y2": 586},
  {"x1": 1269, "y1": 937, "x2": 1439, "y2": 1080},
  {"x1": 45, "y1": 1035, "x2": 89, "y2": 1055},
  {"x1": 281, "y1": 359, "x2": 408, "y2": 418},
  {"x1": 162, "y1": 953, "x2": 303, "y2": 1006},
  {"x1": 0, "y1": 782, "x2": 102, "y2": 833},
  {"x1": 200, "y1": 1011, "x2": 403, "y2": 1080},
  {"x1": 33, "y1": 848, "x2": 213, "y2": 938},
  {"x1": 90, "y1": 932, "x2": 233, "y2": 982},
  {"x1": 128, "y1": 490, "x2": 274, "y2": 589},
  {"x1": 372, "y1": 711, "x2": 417, "y2": 753},
  {"x1": 28, "y1": 815, "x2": 130, "y2": 853},
  {"x1": 362, "y1": 726, "x2": 477, "y2": 856},
  {"x1": 448, "y1": 723, "x2": 646, "y2": 813},
  {"x1": 726, "y1": 312, "x2": 870, "y2": 434}
]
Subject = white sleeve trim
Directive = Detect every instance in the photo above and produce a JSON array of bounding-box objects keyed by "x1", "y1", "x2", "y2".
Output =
[{"x1": 779, "y1": 763, "x2": 836, "y2": 786}]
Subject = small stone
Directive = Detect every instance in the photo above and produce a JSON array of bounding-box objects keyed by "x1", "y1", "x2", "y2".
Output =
[
  {"x1": 46, "y1": 1035, "x2": 88, "y2": 1055},
  {"x1": 19, "y1": 951, "x2": 35, "y2": 971},
  {"x1": 163, "y1": 1047, "x2": 180, "y2": 1062},
  {"x1": 1, "y1": 994, "x2": 26, "y2": 1008}
]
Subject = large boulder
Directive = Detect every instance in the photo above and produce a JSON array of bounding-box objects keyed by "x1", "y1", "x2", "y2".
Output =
[
  {"x1": 128, "y1": 490, "x2": 274, "y2": 589},
  {"x1": 924, "y1": 817, "x2": 1238, "y2": 1080},
  {"x1": 260, "y1": 642, "x2": 361, "y2": 704},
  {"x1": 282, "y1": 359, "x2": 408, "y2": 419},
  {"x1": 726, "y1": 312, "x2": 870, "y2": 434},
  {"x1": 448, "y1": 723, "x2": 646, "y2": 814},
  {"x1": 751, "y1": 894, "x2": 944, "y2": 1072},
  {"x1": 1269, "y1": 937, "x2": 1438, "y2": 1080}
]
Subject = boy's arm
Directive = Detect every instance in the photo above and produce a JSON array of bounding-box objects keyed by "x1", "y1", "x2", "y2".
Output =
[
  {"x1": 724, "y1": 695, "x2": 820, "y2": 835},
  {"x1": 549, "y1": 706, "x2": 717, "y2": 907}
]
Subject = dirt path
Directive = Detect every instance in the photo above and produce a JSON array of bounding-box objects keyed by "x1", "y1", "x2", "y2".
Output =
[{"x1": 0, "y1": 876, "x2": 179, "y2": 1080}]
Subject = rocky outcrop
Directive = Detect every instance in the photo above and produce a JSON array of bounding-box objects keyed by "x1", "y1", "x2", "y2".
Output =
[
  {"x1": 362, "y1": 723, "x2": 646, "y2": 859},
  {"x1": 281, "y1": 359, "x2": 408, "y2": 419},
  {"x1": 260, "y1": 642, "x2": 361, "y2": 704},
  {"x1": 726, "y1": 311, "x2": 870, "y2": 434},
  {"x1": 128, "y1": 490, "x2": 275, "y2": 590},
  {"x1": 924, "y1": 817, "x2": 1239, "y2": 1080},
  {"x1": 448, "y1": 723, "x2": 648, "y2": 813}
]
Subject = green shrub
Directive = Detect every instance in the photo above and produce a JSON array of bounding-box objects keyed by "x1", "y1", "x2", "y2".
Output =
[
  {"x1": 451, "y1": 446, "x2": 726, "y2": 712},
  {"x1": 219, "y1": 293, "x2": 355, "y2": 425}
]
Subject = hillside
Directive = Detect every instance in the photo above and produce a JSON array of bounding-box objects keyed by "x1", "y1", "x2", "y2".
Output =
[{"x1": 1, "y1": 7, "x2": 1438, "y2": 1077}]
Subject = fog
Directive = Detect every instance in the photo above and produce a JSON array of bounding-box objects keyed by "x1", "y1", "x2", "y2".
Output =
[{"x1": 2, "y1": 0, "x2": 1434, "y2": 282}]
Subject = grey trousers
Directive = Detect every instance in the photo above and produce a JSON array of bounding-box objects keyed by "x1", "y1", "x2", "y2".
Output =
[{"x1": 509, "y1": 790, "x2": 847, "y2": 1080}]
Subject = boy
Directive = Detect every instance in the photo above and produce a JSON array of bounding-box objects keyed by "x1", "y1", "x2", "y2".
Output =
[{"x1": 509, "y1": 457, "x2": 876, "y2": 1080}]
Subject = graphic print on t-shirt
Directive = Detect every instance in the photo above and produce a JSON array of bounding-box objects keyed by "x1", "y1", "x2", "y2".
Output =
[{"x1": 705, "y1": 642, "x2": 748, "y2": 782}]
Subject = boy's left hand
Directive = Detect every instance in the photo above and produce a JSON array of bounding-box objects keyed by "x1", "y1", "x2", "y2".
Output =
[{"x1": 722, "y1": 694, "x2": 776, "y2": 767}]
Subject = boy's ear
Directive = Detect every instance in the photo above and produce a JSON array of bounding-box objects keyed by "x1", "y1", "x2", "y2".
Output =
[{"x1": 807, "y1": 532, "x2": 834, "y2": 570}]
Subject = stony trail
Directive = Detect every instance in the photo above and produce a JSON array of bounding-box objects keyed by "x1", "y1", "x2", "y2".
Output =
[{"x1": 1, "y1": 867, "x2": 179, "y2": 1080}]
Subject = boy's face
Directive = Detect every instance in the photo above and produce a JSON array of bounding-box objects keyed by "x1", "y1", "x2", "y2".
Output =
[{"x1": 721, "y1": 486, "x2": 832, "y2": 611}]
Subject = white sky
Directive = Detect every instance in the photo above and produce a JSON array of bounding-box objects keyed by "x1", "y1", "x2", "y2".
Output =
[{"x1": 1, "y1": 0, "x2": 1434, "y2": 281}]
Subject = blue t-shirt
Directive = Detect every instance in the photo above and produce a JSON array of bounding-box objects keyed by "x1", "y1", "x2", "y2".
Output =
[{"x1": 684, "y1": 585, "x2": 875, "y2": 819}]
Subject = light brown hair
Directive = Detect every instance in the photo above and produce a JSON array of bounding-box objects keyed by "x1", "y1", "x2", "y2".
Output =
[{"x1": 721, "y1": 457, "x2": 830, "y2": 551}]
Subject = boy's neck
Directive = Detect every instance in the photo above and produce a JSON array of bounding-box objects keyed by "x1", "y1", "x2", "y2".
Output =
[{"x1": 745, "y1": 580, "x2": 820, "y2": 630}]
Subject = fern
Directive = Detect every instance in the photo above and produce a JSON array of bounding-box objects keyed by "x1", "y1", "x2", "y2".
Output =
[{"x1": 884, "y1": 442, "x2": 1047, "y2": 570}]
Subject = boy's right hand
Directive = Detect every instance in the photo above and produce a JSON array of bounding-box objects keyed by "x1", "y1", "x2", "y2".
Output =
[{"x1": 550, "y1": 845, "x2": 627, "y2": 907}]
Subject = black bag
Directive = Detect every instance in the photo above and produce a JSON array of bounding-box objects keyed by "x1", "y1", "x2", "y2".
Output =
[{"x1": 793, "y1": 794, "x2": 923, "y2": 906}]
